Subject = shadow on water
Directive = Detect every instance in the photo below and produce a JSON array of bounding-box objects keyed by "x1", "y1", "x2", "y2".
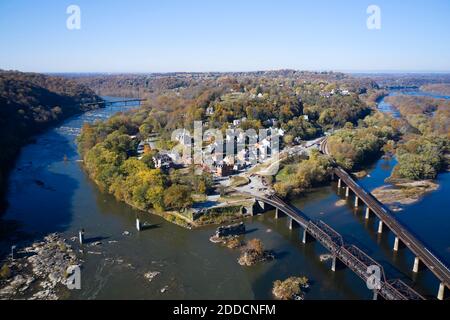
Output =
[
  {"x1": 244, "y1": 212, "x2": 372, "y2": 300},
  {"x1": 140, "y1": 224, "x2": 162, "y2": 231},
  {"x1": 0, "y1": 100, "x2": 139, "y2": 262},
  {"x1": 244, "y1": 228, "x2": 258, "y2": 235},
  {"x1": 0, "y1": 129, "x2": 81, "y2": 260}
]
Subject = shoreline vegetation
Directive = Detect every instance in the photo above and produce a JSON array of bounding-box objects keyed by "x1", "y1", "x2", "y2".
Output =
[
  {"x1": 1, "y1": 71, "x2": 449, "y2": 301},
  {"x1": 76, "y1": 71, "x2": 376, "y2": 227},
  {"x1": 325, "y1": 90, "x2": 448, "y2": 211},
  {"x1": 272, "y1": 276, "x2": 309, "y2": 300},
  {"x1": 209, "y1": 224, "x2": 274, "y2": 266},
  {"x1": 75, "y1": 71, "x2": 448, "y2": 226},
  {"x1": 420, "y1": 84, "x2": 450, "y2": 95},
  {"x1": 237, "y1": 238, "x2": 274, "y2": 267},
  {"x1": 0, "y1": 70, "x2": 102, "y2": 211}
]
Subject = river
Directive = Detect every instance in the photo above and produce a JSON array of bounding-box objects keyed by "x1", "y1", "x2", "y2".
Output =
[{"x1": 0, "y1": 91, "x2": 448, "y2": 300}]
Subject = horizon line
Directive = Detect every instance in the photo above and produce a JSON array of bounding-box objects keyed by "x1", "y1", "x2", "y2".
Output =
[{"x1": 3, "y1": 68, "x2": 450, "y2": 76}]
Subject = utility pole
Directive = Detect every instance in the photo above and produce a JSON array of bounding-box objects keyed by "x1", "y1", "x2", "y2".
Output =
[
  {"x1": 11, "y1": 245, "x2": 16, "y2": 261},
  {"x1": 79, "y1": 229, "x2": 85, "y2": 245}
]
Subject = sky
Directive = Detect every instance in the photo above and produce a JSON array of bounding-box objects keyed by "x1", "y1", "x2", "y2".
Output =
[{"x1": 1, "y1": 0, "x2": 450, "y2": 73}]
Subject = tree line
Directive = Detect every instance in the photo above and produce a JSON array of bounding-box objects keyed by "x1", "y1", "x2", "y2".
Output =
[{"x1": 0, "y1": 70, "x2": 101, "y2": 205}]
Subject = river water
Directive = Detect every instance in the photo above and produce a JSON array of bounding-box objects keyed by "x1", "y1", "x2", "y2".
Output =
[{"x1": 0, "y1": 92, "x2": 448, "y2": 300}]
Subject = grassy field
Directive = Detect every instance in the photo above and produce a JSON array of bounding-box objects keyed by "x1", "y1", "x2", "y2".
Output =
[
  {"x1": 275, "y1": 164, "x2": 297, "y2": 182},
  {"x1": 230, "y1": 176, "x2": 250, "y2": 187}
]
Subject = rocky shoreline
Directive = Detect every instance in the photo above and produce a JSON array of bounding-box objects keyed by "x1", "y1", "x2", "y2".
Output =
[{"x1": 0, "y1": 233, "x2": 80, "y2": 300}]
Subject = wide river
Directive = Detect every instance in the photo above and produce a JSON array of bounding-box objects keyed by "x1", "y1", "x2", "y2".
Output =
[{"x1": 0, "y1": 92, "x2": 448, "y2": 299}]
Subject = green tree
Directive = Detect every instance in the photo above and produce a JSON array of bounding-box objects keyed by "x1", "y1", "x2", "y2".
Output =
[{"x1": 163, "y1": 184, "x2": 193, "y2": 211}]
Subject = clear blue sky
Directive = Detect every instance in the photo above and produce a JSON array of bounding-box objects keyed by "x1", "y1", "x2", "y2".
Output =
[{"x1": 1, "y1": 0, "x2": 449, "y2": 73}]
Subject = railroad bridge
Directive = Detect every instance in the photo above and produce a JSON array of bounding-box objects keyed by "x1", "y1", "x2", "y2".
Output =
[
  {"x1": 81, "y1": 98, "x2": 146, "y2": 109},
  {"x1": 318, "y1": 137, "x2": 449, "y2": 299},
  {"x1": 331, "y1": 166, "x2": 450, "y2": 300},
  {"x1": 249, "y1": 194, "x2": 425, "y2": 300}
]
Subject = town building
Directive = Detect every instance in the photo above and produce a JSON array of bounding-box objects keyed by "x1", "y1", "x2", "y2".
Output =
[
  {"x1": 152, "y1": 153, "x2": 174, "y2": 170},
  {"x1": 215, "y1": 162, "x2": 234, "y2": 177}
]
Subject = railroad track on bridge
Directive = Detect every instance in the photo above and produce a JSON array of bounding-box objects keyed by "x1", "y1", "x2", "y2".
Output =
[
  {"x1": 249, "y1": 194, "x2": 425, "y2": 300},
  {"x1": 319, "y1": 137, "x2": 450, "y2": 299},
  {"x1": 81, "y1": 98, "x2": 146, "y2": 108}
]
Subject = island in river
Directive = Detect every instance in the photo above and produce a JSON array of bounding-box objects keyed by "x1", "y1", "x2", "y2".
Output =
[
  {"x1": 372, "y1": 180, "x2": 439, "y2": 211},
  {"x1": 1, "y1": 73, "x2": 449, "y2": 300}
]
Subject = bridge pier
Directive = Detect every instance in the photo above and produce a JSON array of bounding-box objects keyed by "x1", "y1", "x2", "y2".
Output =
[
  {"x1": 136, "y1": 218, "x2": 141, "y2": 231},
  {"x1": 354, "y1": 196, "x2": 359, "y2": 208},
  {"x1": 365, "y1": 207, "x2": 371, "y2": 220},
  {"x1": 275, "y1": 208, "x2": 279, "y2": 219},
  {"x1": 258, "y1": 201, "x2": 265, "y2": 212},
  {"x1": 438, "y1": 282, "x2": 446, "y2": 301},
  {"x1": 288, "y1": 217, "x2": 293, "y2": 230},
  {"x1": 393, "y1": 236, "x2": 402, "y2": 252},
  {"x1": 78, "y1": 229, "x2": 85, "y2": 245},
  {"x1": 337, "y1": 178, "x2": 342, "y2": 188},
  {"x1": 345, "y1": 187, "x2": 350, "y2": 198},
  {"x1": 242, "y1": 205, "x2": 254, "y2": 216},
  {"x1": 331, "y1": 256, "x2": 337, "y2": 272},
  {"x1": 372, "y1": 291, "x2": 378, "y2": 301},
  {"x1": 302, "y1": 229, "x2": 314, "y2": 244},
  {"x1": 378, "y1": 221, "x2": 384, "y2": 234},
  {"x1": 413, "y1": 257, "x2": 421, "y2": 273}
]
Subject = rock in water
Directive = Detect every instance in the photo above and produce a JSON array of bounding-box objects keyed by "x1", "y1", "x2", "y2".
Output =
[
  {"x1": 144, "y1": 271, "x2": 160, "y2": 283},
  {"x1": 0, "y1": 233, "x2": 80, "y2": 300}
]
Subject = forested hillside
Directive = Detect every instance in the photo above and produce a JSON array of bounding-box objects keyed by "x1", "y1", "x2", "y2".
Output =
[
  {"x1": 77, "y1": 72, "x2": 375, "y2": 211},
  {"x1": 0, "y1": 70, "x2": 102, "y2": 204}
]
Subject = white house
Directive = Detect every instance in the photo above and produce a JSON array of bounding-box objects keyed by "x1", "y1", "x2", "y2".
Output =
[
  {"x1": 152, "y1": 153, "x2": 174, "y2": 170},
  {"x1": 206, "y1": 106, "x2": 214, "y2": 115}
]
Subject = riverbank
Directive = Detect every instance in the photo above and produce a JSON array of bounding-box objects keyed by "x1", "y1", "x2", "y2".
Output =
[
  {"x1": 0, "y1": 71, "x2": 103, "y2": 212},
  {"x1": 372, "y1": 180, "x2": 439, "y2": 211},
  {"x1": 0, "y1": 233, "x2": 79, "y2": 300}
]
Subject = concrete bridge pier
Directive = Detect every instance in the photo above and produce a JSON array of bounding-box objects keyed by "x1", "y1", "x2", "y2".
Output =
[
  {"x1": 393, "y1": 236, "x2": 402, "y2": 251},
  {"x1": 288, "y1": 218, "x2": 300, "y2": 230},
  {"x1": 302, "y1": 229, "x2": 314, "y2": 244},
  {"x1": 365, "y1": 207, "x2": 371, "y2": 220},
  {"x1": 331, "y1": 255, "x2": 345, "y2": 272},
  {"x1": 337, "y1": 178, "x2": 342, "y2": 188},
  {"x1": 136, "y1": 218, "x2": 141, "y2": 231},
  {"x1": 78, "y1": 230, "x2": 85, "y2": 245},
  {"x1": 413, "y1": 257, "x2": 421, "y2": 273},
  {"x1": 378, "y1": 221, "x2": 384, "y2": 234},
  {"x1": 241, "y1": 205, "x2": 254, "y2": 216},
  {"x1": 345, "y1": 187, "x2": 350, "y2": 198},
  {"x1": 254, "y1": 200, "x2": 271, "y2": 214},
  {"x1": 258, "y1": 201, "x2": 265, "y2": 212},
  {"x1": 288, "y1": 217, "x2": 293, "y2": 230},
  {"x1": 331, "y1": 256, "x2": 337, "y2": 272},
  {"x1": 438, "y1": 282, "x2": 446, "y2": 301},
  {"x1": 373, "y1": 291, "x2": 379, "y2": 301},
  {"x1": 354, "y1": 196, "x2": 359, "y2": 208},
  {"x1": 275, "y1": 208, "x2": 279, "y2": 219}
]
